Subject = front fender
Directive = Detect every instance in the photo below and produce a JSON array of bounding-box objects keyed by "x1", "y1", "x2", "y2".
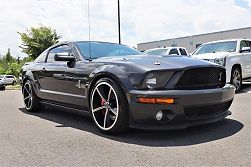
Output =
[{"x1": 89, "y1": 64, "x2": 133, "y2": 93}]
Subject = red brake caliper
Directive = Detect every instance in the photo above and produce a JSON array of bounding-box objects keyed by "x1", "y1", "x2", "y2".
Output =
[{"x1": 101, "y1": 98, "x2": 106, "y2": 114}]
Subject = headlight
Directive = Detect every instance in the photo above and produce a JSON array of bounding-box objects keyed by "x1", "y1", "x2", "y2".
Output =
[
  {"x1": 141, "y1": 71, "x2": 174, "y2": 89},
  {"x1": 214, "y1": 58, "x2": 226, "y2": 66},
  {"x1": 145, "y1": 74, "x2": 157, "y2": 89}
]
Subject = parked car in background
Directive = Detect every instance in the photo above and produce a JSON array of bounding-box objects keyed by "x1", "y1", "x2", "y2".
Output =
[
  {"x1": 0, "y1": 80, "x2": 5, "y2": 90},
  {"x1": 144, "y1": 47, "x2": 189, "y2": 56},
  {"x1": 0, "y1": 75, "x2": 17, "y2": 85},
  {"x1": 191, "y1": 39, "x2": 251, "y2": 91},
  {"x1": 21, "y1": 41, "x2": 234, "y2": 134}
]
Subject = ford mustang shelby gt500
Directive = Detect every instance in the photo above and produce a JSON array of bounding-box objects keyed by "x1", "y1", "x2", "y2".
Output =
[{"x1": 21, "y1": 41, "x2": 235, "y2": 134}]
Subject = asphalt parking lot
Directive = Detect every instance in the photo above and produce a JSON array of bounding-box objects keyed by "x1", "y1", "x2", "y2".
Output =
[{"x1": 0, "y1": 85, "x2": 251, "y2": 166}]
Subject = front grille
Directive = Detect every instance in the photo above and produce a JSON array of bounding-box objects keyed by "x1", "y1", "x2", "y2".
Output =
[
  {"x1": 184, "y1": 100, "x2": 232, "y2": 120},
  {"x1": 176, "y1": 67, "x2": 226, "y2": 90}
]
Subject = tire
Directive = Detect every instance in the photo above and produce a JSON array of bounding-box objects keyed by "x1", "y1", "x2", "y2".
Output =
[
  {"x1": 22, "y1": 80, "x2": 42, "y2": 112},
  {"x1": 230, "y1": 67, "x2": 242, "y2": 92},
  {"x1": 90, "y1": 78, "x2": 129, "y2": 134},
  {"x1": 0, "y1": 86, "x2": 5, "y2": 91},
  {"x1": 12, "y1": 81, "x2": 16, "y2": 85}
]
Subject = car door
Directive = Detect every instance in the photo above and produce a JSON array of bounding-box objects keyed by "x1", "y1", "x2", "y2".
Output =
[
  {"x1": 41, "y1": 44, "x2": 86, "y2": 107},
  {"x1": 239, "y1": 40, "x2": 251, "y2": 78}
]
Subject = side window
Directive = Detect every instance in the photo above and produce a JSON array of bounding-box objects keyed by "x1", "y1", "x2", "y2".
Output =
[
  {"x1": 6, "y1": 76, "x2": 13, "y2": 78},
  {"x1": 169, "y1": 49, "x2": 179, "y2": 55},
  {"x1": 179, "y1": 48, "x2": 187, "y2": 55},
  {"x1": 46, "y1": 45, "x2": 72, "y2": 63},
  {"x1": 240, "y1": 40, "x2": 251, "y2": 52},
  {"x1": 34, "y1": 50, "x2": 47, "y2": 63}
]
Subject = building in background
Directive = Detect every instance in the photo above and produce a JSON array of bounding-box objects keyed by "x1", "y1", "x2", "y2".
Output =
[{"x1": 137, "y1": 27, "x2": 251, "y2": 53}]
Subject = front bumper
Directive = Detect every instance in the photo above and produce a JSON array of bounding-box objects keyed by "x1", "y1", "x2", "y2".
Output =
[{"x1": 128, "y1": 84, "x2": 235, "y2": 130}]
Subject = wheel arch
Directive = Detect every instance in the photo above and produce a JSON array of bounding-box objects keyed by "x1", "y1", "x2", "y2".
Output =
[
  {"x1": 21, "y1": 70, "x2": 36, "y2": 94},
  {"x1": 87, "y1": 72, "x2": 131, "y2": 107},
  {"x1": 231, "y1": 64, "x2": 242, "y2": 75}
]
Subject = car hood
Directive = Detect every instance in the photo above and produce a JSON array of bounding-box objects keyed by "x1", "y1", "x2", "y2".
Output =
[
  {"x1": 191, "y1": 52, "x2": 229, "y2": 60},
  {"x1": 92, "y1": 55, "x2": 218, "y2": 71}
]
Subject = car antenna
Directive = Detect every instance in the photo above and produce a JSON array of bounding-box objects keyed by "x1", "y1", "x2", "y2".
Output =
[{"x1": 87, "y1": 0, "x2": 92, "y2": 61}]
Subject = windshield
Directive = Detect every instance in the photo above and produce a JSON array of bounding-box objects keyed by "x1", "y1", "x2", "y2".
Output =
[
  {"x1": 194, "y1": 41, "x2": 237, "y2": 55},
  {"x1": 145, "y1": 49, "x2": 168, "y2": 55},
  {"x1": 75, "y1": 41, "x2": 142, "y2": 59}
]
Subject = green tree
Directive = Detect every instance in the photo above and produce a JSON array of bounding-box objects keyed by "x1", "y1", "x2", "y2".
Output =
[
  {"x1": 5, "y1": 62, "x2": 21, "y2": 77},
  {"x1": 18, "y1": 25, "x2": 61, "y2": 59},
  {"x1": 6, "y1": 48, "x2": 11, "y2": 63},
  {"x1": 3, "y1": 48, "x2": 16, "y2": 63}
]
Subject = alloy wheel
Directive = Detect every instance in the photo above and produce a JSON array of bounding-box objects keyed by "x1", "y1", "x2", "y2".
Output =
[
  {"x1": 91, "y1": 82, "x2": 119, "y2": 131},
  {"x1": 232, "y1": 70, "x2": 241, "y2": 90},
  {"x1": 23, "y1": 82, "x2": 33, "y2": 110}
]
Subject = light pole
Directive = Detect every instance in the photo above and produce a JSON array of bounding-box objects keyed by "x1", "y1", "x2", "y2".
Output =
[{"x1": 118, "y1": 0, "x2": 121, "y2": 44}]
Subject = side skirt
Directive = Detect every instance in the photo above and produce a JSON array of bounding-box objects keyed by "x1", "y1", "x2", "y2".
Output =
[{"x1": 40, "y1": 100, "x2": 91, "y2": 117}]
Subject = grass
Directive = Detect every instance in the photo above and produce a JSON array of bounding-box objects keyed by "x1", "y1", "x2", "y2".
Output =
[{"x1": 5, "y1": 84, "x2": 21, "y2": 90}]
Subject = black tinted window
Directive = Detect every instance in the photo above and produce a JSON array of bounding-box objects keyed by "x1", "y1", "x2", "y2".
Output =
[
  {"x1": 75, "y1": 42, "x2": 141, "y2": 59},
  {"x1": 6, "y1": 76, "x2": 14, "y2": 78},
  {"x1": 47, "y1": 45, "x2": 72, "y2": 63},
  {"x1": 169, "y1": 49, "x2": 179, "y2": 55}
]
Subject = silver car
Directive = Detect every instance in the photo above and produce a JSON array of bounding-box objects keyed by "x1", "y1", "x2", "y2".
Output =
[{"x1": 0, "y1": 75, "x2": 16, "y2": 85}]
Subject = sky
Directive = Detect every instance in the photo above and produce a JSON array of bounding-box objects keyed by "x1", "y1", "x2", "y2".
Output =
[{"x1": 0, "y1": 0, "x2": 251, "y2": 58}]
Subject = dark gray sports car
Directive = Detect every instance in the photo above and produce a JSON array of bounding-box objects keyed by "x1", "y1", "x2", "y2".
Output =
[{"x1": 21, "y1": 41, "x2": 235, "y2": 134}]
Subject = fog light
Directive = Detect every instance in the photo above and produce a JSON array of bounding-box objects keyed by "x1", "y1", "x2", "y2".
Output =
[{"x1": 156, "y1": 111, "x2": 163, "y2": 121}]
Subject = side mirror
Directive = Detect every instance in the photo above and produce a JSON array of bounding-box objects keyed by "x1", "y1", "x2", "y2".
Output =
[
  {"x1": 240, "y1": 47, "x2": 251, "y2": 53},
  {"x1": 54, "y1": 52, "x2": 75, "y2": 62}
]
